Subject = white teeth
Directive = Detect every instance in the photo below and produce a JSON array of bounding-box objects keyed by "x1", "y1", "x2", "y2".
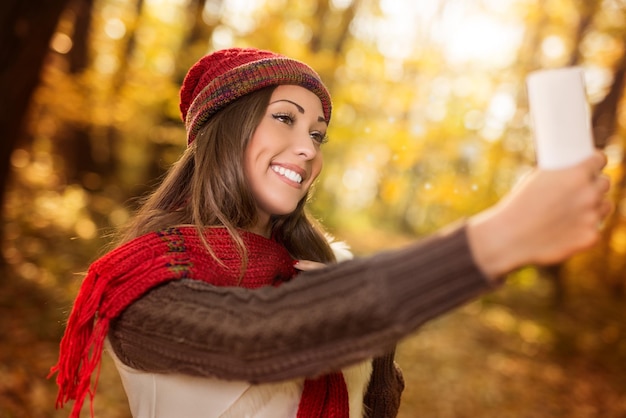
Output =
[{"x1": 271, "y1": 166, "x2": 303, "y2": 184}]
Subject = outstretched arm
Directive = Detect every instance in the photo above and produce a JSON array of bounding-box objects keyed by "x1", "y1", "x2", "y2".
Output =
[
  {"x1": 109, "y1": 223, "x2": 491, "y2": 382},
  {"x1": 468, "y1": 151, "x2": 611, "y2": 279}
]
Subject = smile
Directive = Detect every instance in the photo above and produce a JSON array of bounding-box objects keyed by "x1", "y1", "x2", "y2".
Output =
[{"x1": 271, "y1": 165, "x2": 303, "y2": 184}]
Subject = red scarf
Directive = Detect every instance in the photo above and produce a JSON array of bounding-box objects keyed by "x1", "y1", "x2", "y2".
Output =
[{"x1": 50, "y1": 226, "x2": 348, "y2": 417}]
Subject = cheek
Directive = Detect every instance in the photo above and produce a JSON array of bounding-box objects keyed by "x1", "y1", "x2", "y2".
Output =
[{"x1": 310, "y1": 154, "x2": 323, "y2": 181}]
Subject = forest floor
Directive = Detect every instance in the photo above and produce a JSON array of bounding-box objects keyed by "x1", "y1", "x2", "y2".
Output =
[{"x1": 1, "y1": 228, "x2": 625, "y2": 418}]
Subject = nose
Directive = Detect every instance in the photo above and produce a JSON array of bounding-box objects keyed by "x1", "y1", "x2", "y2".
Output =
[{"x1": 293, "y1": 131, "x2": 318, "y2": 160}]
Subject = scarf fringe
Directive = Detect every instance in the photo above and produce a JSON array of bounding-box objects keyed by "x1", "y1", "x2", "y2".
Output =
[{"x1": 49, "y1": 266, "x2": 111, "y2": 417}]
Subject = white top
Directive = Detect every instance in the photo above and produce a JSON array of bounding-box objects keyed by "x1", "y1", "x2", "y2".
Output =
[{"x1": 107, "y1": 344, "x2": 372, "y2": 418}]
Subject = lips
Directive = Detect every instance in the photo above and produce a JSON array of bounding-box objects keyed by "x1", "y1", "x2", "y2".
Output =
[{"x1": 271, "y1": 164, "x2": 304, "y2": 184}]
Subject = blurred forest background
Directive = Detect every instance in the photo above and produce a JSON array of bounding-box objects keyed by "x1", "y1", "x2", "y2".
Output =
[{"x1": 1, "y1": 0, "x2": 626, "y2": 416}]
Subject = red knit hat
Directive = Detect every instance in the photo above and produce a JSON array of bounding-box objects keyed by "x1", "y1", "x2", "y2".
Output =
[{"x1": 180, "y1": 47, "x2": 332, "y2": 145}]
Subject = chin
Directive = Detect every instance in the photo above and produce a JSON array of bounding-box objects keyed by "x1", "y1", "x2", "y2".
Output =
[
  {"x1": 265, "y1": 196, "x2": 306, "y2": 216},
  {"x1": 273, "y1": 206, "x2": 299, "y2": 217}
]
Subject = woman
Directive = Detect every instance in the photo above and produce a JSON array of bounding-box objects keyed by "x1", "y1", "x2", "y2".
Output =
[{"x1": 50, "y1": 48, "x2": 611, "y2": 418}]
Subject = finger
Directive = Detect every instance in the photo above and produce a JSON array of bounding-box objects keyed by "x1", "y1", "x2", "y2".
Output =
[
  {"x1": 598, "y1": 200, "x2": 613, "y2": 219},
  {"x1": 294, "y1": 260, "x2": 327, "y2": 271},
  {"x1": 596, "y1": 174, "x2": 610, "y2": 194},
  {"x1": 581, "y1": 151, "x2": 607, "y2": 178},
  {"x1": 592, "y1": 150, "x2": 608, "y2": 171}
]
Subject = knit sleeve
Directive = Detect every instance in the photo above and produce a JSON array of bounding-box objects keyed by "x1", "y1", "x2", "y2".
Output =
[
  {"x1": 363, "y1": 349, "x2": 404, "y2": 418},
  {"x1": 108, "y1": 222, "x2": 498, "y2": 383}
]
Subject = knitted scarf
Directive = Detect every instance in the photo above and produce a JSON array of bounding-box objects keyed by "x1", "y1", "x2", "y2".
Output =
[{"x1": 49, "y1": 226, "x2": 348, "y2": 418}]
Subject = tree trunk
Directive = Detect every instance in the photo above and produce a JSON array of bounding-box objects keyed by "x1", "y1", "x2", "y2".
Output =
[
  {"x1": 542, "y1": 0, "x2": 599, "y2": 305},
  {"x1": 592, "y1": 52, "x2": 626, "y2": 149},
  {"x1": 592, "y1": 52, "x2": 626, "y2": 297},
  {"x1": 68, "y1": 0, "x2": 95, "y2": 74},
  {"x1": 0, "y1": 0, "x2": 72, "y2": 251},
  {"x1": 331, "y1": 0, "x2": 361, "y2": 55},
  {"x1": 310, "y1": 0, "x2": 330, "y2": 53}
]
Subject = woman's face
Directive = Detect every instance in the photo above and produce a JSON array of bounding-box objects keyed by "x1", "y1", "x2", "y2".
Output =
[{"x1": 244, "y1": 85, "x2": 327, "y2": 228}]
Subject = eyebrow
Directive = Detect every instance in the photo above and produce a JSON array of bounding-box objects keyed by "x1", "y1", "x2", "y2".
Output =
[{"x1": 270, "y1": 99, "x2": 327, "y2": 124}]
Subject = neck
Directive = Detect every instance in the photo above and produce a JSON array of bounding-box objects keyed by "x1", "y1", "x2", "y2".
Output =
[{"x1": 249, "y1": 217, "x2": 271, "y2": 238}]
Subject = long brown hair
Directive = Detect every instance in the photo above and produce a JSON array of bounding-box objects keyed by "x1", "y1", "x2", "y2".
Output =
[{"x1": 117, "y1": 86, "x2": 336, "y2": 266}]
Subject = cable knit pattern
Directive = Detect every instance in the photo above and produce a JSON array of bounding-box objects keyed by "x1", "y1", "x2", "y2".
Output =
[
  {"x1": 51, "y1": 227, "x2": 349, "y2": 418},
  {"x1": 109, "y1": 223, "x2": 497, "y2": 418}
]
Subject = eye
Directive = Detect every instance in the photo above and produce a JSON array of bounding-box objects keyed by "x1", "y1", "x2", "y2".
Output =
[
  {"x1": 272, "y1": 112, "x2": 295, "y2": 125},
  {"x1": 310, "y1": 131, "x2": 328, "y2": 145}
]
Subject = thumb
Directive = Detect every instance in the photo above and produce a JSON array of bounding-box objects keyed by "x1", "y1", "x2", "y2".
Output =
[
  {"x1": 579, "y1": 150, "x2": 607, "y2": 173},
  {"x1": 294, "y1": 260, "x2": 327, "y2": 271}
]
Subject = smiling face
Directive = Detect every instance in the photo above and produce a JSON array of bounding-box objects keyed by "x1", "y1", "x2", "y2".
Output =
[{"x1": 244, "y1": 85, "x2": 328, "y2": 235}]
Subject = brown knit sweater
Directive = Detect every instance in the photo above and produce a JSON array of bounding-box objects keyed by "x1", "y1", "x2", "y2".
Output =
[{"x1": 108, "y1": 223, "x2": 496, "y2": 417}]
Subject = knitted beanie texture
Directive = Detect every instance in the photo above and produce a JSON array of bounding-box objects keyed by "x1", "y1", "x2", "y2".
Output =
[{"x1": 179, "y1": 47, "x2": 332, "y2": 145}]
